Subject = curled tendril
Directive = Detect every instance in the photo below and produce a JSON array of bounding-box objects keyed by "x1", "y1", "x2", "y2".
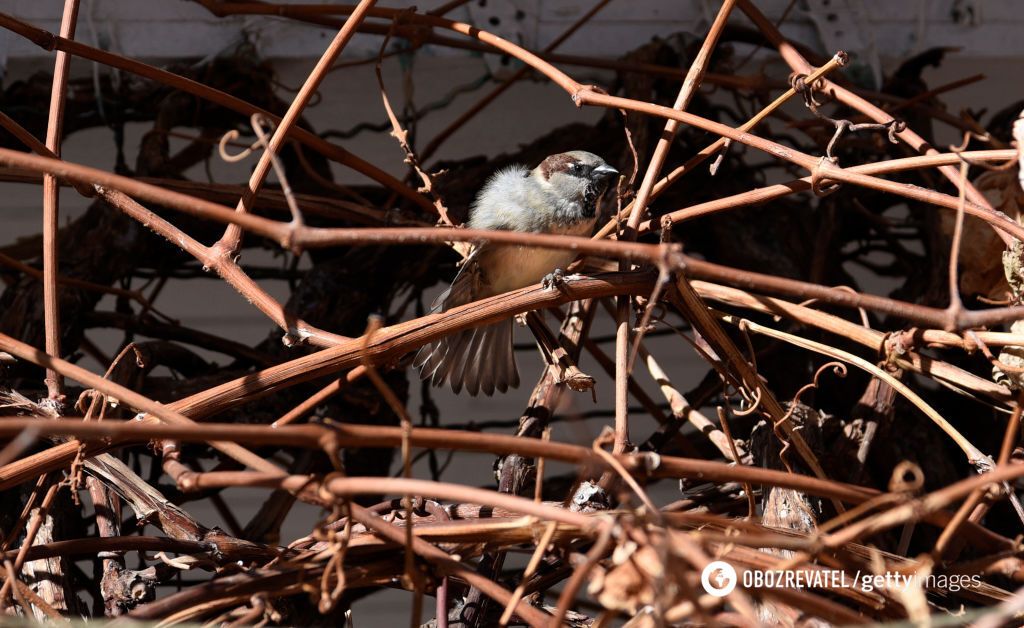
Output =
[
  {"x1": 806, "y1": 362, "x2": 848, "y2": 399},
  {"x1": 889, "y1": 460, "x2": 925, "y2": 494},
  {"x1": 798, "y1": 285, "x2": 871, "y2": 328},
  {"x1": 948, "y1": 132, "x2": 1019, "y2": 172},
  {"x1": 790, "y1": 73, "x2": 827, "y2": 107},
  {"x1": 75, "y1": 388, "x2": 107, "y2": 418},
  {"x1": 810, "y1": 156, "x2": 842, "y2": 197},
  {"x1": 217, "y1": 113, "x2": 306, "y2": 239},
  {"x1": 772, "y1": 361, "x2": 847, "y2": 473},
  {"x1": 733, "y1": 387, "x2": 763, "y2": 417},
  {"x1": 218, "y1": 128, "x2": 262, "y2": 163},
  {"x1": 736, "y1": 319, "x2": 760, "y2": 376},
  {"x1": 792, "y1": 74, "x2": 906, "y2": 162},
  {"x1": 154, "y1": 551, "x2": 194, "y2": 570}
]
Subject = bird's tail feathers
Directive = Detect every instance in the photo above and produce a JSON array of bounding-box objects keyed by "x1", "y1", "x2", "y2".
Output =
[
  {"x1": 413, "y1": 319, "x2": 518, "y2": 396},
  {"x1": 414, "y1": 250, "x2": 518, "y2": 395}
]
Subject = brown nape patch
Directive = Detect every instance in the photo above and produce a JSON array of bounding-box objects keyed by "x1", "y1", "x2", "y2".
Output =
[{"x1": 538, "y1": 153, "x2": 575, "y2": 180}]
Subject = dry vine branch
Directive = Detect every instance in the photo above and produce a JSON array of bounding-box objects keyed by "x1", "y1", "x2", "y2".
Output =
[{"x1": 0, "y1": 1, "x2": 1023, "y2": 625}]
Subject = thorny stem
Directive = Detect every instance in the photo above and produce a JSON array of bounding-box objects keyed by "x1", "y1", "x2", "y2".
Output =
[
  {"x1": 374, "y1": 16, "x2": 453, "y2": 226},
  {"x1": 682, "y1": 251, "x2": 1024, "y2": 331},
  {"x1": 638, "y1": 148, "x2": 1018, "y2": 236}
]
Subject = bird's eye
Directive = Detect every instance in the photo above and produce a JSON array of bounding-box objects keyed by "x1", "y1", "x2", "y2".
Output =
[{"x1": 569, "y1": 163, "x2": 582, "y2": 174}]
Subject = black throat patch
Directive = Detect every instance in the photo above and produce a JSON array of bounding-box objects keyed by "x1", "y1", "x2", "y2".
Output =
[{"x1": 580, "y1": 181, "x2": 605, "y2": 218}]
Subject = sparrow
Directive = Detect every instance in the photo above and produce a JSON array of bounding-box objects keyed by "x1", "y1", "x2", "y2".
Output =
[{"x1": 414, "y1": 150, "x2": 618, "y2": 396}]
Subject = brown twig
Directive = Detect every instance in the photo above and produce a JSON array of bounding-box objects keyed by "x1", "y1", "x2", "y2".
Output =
[{"x1": 39, "y1": 0, "x2": 81, "y2": 401}]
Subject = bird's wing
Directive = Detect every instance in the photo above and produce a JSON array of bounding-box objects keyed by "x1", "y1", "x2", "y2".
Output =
[{"x1": 431, "y1": 246, "x2": 487, "y2": 312}]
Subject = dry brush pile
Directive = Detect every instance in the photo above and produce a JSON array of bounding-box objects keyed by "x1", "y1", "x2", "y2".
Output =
[{"x1": 1, "y1": 0, "x2": 1024, "y2": 625}]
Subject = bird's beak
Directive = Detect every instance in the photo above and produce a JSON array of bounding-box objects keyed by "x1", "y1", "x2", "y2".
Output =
[{"x1": 592, "y1": 163, "x2": 619, "y2": 181}]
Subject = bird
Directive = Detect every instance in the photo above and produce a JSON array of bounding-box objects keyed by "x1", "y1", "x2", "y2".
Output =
[{"x1": 414, "y1": 150, "x2": 618, "y2": 396}]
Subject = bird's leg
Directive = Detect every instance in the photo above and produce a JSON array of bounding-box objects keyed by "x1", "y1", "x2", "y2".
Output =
[{"x1": 542, "y1": 268, "x2": 566, "y2": 291}]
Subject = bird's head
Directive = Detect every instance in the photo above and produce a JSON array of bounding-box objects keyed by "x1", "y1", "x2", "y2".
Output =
[{"x1": 533, "y1": 151, "x2": 618, "y2": 218}]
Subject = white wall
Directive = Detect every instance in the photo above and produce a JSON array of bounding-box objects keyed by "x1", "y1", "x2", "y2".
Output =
[{"x1": 5, "y1": 1, "x2": 1024, "y2": 64}]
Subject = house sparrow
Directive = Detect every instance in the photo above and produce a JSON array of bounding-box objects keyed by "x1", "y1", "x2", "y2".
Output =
[{"x1": 414, "y1": 150, "x2": 618, "y2": 396}]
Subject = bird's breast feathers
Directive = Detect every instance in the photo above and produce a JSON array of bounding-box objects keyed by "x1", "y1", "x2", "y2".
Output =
[{"x1": 478, "y1": 217, "x2": 595, "y2": 295}]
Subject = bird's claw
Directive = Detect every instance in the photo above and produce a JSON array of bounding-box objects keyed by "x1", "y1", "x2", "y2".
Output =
[{"x1": 542, "y1": 268, "x2": 567, "y2": 291}]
